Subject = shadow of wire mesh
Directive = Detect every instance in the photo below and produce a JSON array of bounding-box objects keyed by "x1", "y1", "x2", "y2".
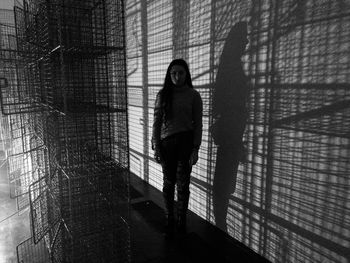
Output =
[{"x1": 125, "y1": 0, "x2": 350, "y2": 262}]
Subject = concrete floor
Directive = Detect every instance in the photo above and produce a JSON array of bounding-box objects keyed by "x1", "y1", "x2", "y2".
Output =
[{"x1": 129, "y1": 174, "x2": 270, "y2": 263}]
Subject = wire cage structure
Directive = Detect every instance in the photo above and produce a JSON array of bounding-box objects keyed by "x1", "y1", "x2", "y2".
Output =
[
  {"x1": 0, "y1": 9, "x2": 15, "y2": 186},
  {"x1": 0, "y1": 0, "x2": 130, "y2": 262},
  {"x1": 125, "y1": 0, "x2": 349, "y2": 262}
]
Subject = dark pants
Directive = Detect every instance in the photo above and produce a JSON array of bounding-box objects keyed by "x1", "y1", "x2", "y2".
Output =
[{"x1": 160, "y1": 131, "x2": 193, "y2": 219}]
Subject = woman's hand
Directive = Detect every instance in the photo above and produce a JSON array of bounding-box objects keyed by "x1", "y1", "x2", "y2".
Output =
[
  {"x1": 189, "y1": 149, "x2": 199, "y2": 166},
  {"x1": 154, "y1": 147, "x2": 162, "y2": 163}
]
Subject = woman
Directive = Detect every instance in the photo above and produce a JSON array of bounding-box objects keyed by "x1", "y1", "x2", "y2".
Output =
[{"x1": 152, "y1": 59, "x2": 203, "y2": 236}]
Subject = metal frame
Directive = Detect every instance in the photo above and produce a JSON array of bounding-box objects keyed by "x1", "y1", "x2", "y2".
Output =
[{"x1": 1, "y1": 0, "x2": 130, "y2": 262}]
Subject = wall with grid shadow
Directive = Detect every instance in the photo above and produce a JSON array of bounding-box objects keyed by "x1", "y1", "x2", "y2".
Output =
[{"x1": 125, "y1": 0, "x2": 350, "y2": 262}]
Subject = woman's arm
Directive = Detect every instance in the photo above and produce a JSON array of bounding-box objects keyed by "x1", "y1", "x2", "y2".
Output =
[
  {"x1": 192, "y1": 90, "x2": 203, "y2": 149},
  {"x1": 190, "y1": 90, "x2": 203, "y2": 165},
  {"x1": 152, "y1": 92, "x2": 163, "y2": 148},
  {"x1": 152, "y1": 92, "x2": 163, "y2": 162}
]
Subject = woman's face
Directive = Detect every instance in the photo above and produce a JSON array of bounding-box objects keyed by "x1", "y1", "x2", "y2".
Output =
[{"x1": 170, "y1": 65, "x2": 187, "y2": 87}]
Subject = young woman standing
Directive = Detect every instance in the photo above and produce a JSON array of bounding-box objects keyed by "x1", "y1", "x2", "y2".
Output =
[{"x1": 152, "y1": 59, "x2": 203, "y2": 236}]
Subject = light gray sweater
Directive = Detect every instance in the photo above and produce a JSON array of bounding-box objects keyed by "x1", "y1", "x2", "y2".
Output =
[{"x1": 152, "y1": 86, "x2": 203, "y2": 149}]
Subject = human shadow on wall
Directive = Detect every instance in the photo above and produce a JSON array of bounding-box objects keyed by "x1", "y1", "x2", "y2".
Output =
[{"x1": 210, "y1": 22, "x2": 249, "y2": 232}]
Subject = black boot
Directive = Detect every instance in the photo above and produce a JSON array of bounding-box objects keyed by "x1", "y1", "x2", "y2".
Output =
[
  {"x1": 176, "y1": 186, "x2": 190, "y2": 235},
  {"x1": 164, "y1": 214, "x2": 174, "y2": 237},
  {"x1": 176, "y1": 195, "x2": 189, "y2": 234},
  {"x1": 176, "y1": 165, "x2": 191, "y2": 235},
  {"x1": 177, "y1": 213, "x2": 187, "y2": 234},
  {"x1": 163, "y1": 184, "x2": 175, "y2": 237}
]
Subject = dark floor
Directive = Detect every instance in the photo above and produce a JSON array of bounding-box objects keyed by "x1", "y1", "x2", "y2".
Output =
[
  {"x1": 129, "y1": 174, "x2": 270, "y2": 263},
  {"x1": 0, "y1": 161, "x2": 269, "y2": 263}
]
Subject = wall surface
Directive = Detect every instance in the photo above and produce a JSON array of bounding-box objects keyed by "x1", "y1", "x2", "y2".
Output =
[
  {"x1": 0, "y1": 0, "x2": 14, "y2": 10},
  {"x1": 125, "y1": 1, "x2": 350, "y2": 262}
]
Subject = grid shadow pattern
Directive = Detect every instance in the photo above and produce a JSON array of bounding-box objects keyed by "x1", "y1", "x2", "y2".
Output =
[{"x1": 125, "y1": 0, "x2": 350, "y2": 262}]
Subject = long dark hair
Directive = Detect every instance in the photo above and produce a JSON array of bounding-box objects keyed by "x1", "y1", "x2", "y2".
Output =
[{"x1": 160, "y1": 58, "x2": 193, "y2": 122}]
